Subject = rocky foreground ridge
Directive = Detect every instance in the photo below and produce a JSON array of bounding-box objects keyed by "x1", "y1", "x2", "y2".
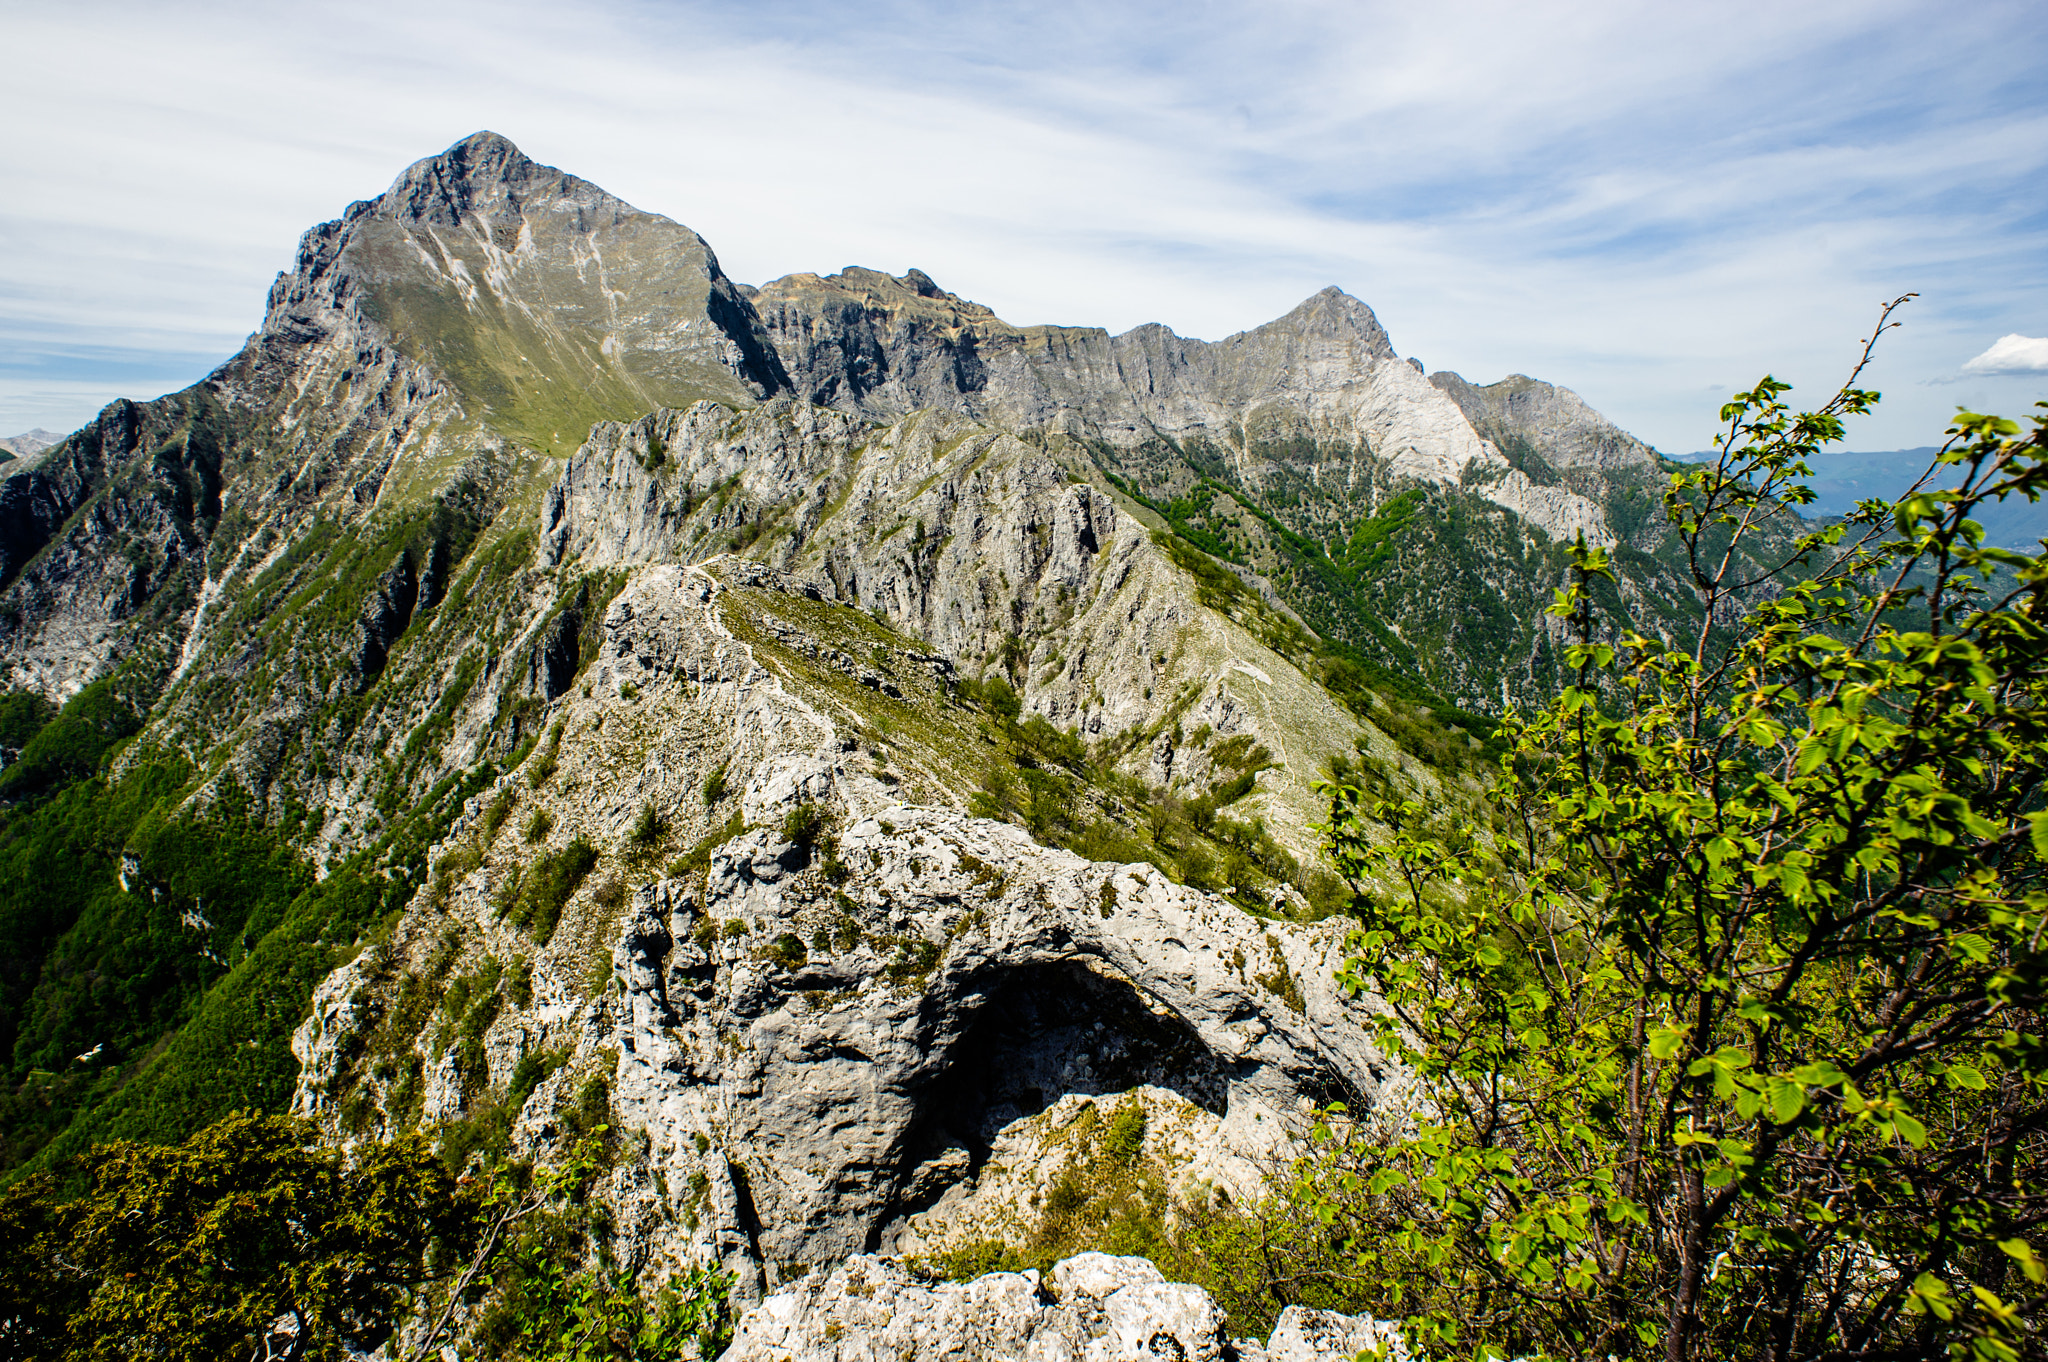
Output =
[
  {"x1": 723, "y1": 1251, "x2": 1402, "y2": 1362},
  {"x1": 285, "y1": 553, "x2": 1396, "y2": 1292}
]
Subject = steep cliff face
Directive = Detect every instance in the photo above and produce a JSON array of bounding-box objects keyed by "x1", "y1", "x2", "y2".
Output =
[
  {"x1": 324, "y1": 130, "x2": 786, "y2": 453},
  {"x1": 756, "y1": 268, "x2": 1608, "y2": 539},
  {"x1": 1429, "y1": 371, "x2": 1660, "y2": 477}
]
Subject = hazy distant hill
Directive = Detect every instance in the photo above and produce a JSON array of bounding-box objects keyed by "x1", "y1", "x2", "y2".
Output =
[
  {"x1": 1683, "y1": 446, "x2": 2047, "y2": 549},
  {"x1": 0, "y1": 428, "x2": 61, "y2": 460}
]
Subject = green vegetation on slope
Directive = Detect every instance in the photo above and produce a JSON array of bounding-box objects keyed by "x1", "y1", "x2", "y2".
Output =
[
  {"x1": 1094, "y1": 428, "x2": 1669, "y2": 715},
  {"x1": 351, "y1": 216, "x2": 753, "y2": 458},
  {"x1": 0, "y1": 680, "x2": 141, "y2": 802},
  {"x1": 0, "y1": 1111, "x2": 736, "y2": 1362},
  {"x1": 1101, "y1": 459, "x2": 1507, "y2": 742},
  {"x1": 0, "y1": 684, "x2": 503, "y2": 1182}
]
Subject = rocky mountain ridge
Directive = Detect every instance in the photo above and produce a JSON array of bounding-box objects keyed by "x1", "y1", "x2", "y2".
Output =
[
  {"x1": 1, "y1": 134, "x2": 1726, "y2": 726},
  {"x1": 0, "y1": 132, "x2": 1774, "y2": 1339},
  {"x1": 754, "y1": 265, "x2": 1623, "y2": 544}
]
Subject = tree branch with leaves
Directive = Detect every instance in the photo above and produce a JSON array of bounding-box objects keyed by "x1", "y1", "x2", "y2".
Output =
[{"x1": 1303, "y1": 316, "x2": 2048, "y2": 1362}]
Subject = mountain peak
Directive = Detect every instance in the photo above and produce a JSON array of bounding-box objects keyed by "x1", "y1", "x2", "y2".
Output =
[
  {"x1": 449, "y1": 128, "x2": 522, "y2": 157},
  {"x1": 1258, "y1": 286, "x2": 1396, "y2": 359},
  {"x1": 428, "y1": 130, "x2": 534, "y2": 186},
  {"x1": 378, "y1": 130, "x2": 623, "y2": 229},
  {"x1": 1431, "y1": 369, "x2": 1659, "y2": 473},
  {"x1": 0, "y1": 429, "x2": 61, "y2": 459}
]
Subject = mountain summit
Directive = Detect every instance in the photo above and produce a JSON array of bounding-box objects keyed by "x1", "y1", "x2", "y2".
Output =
[{"x1": 239, "y1": 130, "x2": 785, "y2": 456}]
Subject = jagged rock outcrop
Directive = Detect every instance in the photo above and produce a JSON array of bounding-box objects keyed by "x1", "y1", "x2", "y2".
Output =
[
  {"x1": 723, "y1": 1251, "x2": 1405, "y2": 1362},
  {"x1": 607, "y1": 805, "x2": 1386, "y2": 1279}
]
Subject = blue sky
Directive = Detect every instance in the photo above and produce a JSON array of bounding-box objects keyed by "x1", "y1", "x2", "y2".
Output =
[{"x1": 2, "y1": 0, "x2": 2044, "y2": 451}]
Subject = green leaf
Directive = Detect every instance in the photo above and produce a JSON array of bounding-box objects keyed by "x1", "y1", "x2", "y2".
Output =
[
  {"x1": 1908, "y1": 1272, "x2": 1955, "y2": 1320},
  {"x1": 1789, "y1": 1060, "x2": 1847, "y2": 1087},
  {"x1": 1946, "y1": 1064, "x2": 1988, "y2": 1091},
  {"x1": 1767, "y1": 1077, "x2": 1806, "y2": 1123},
  {"x1": 1998, "y1": 1239, "x2": 2047, "y2": 1285}
]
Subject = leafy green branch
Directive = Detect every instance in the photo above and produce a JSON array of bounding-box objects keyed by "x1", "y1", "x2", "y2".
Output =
[{"x1": 1297, "y1": 310, "x2": 2048, "y2": 1362}]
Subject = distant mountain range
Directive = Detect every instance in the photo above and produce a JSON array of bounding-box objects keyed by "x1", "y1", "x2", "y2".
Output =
[
  {"x1": 1680, "y1": 446, "x2": 2047, "y2": 549},
  {"x1": 0, "y1": 428, "x2": 61, "y2": 460}
]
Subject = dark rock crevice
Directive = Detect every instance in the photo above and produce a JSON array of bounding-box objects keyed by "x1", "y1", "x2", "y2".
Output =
[{"x1": 876, "y1": 959, "x2": 1239, "y2": 1240}]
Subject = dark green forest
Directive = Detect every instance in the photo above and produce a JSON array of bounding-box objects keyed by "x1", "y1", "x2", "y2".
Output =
[{"x1": 0, "y1": 681, "x2": 488, "y2": 1182}]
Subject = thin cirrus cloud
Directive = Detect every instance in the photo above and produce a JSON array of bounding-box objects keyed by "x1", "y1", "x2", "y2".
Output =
[{"x1": 0, "y1": 0, "x2": 2044, "y2": 451}]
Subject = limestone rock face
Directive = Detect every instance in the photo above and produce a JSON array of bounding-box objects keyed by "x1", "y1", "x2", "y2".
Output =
[
  {"x1": 606, "y1": 805, "x2": 1386, "y2": 1279},
  {"x1": 722, "y1": 1252, "x2": 1404, "y2": 1362},
  {"x1": 1255, "y1": 1305, "x2": 1409, "y2": 1362},
  {"x1": 534, "y1": 399, "x2": 1378, "y2": 861},
  {"x1": 755, "y1": 269, "x2": 1609, "y2": 544},
  {"x1": 1430, "y1": 370, "x2": 1660, "y2": 475}
]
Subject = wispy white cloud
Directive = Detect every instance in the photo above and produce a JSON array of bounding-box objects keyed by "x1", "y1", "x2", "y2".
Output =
[
  {"x1": 1, "y1": 0, "x2": 2043, "y2": 450},
  {"x1": 1963, "y1": 335, "x2": 2048, "y2": 376},
  {"x1": 0, "y1": 377, "x2": 214, "y2": 437}
]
